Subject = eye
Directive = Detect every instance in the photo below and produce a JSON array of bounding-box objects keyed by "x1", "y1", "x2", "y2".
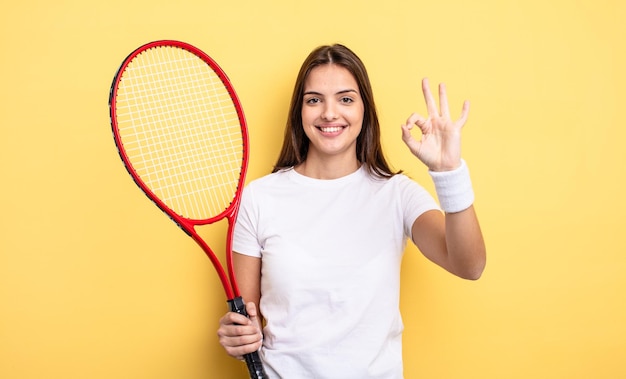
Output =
[
  {"x1": 340, "y1": 96, "x2": 354, "y2": 104},
  {"x1": 305, "y1": 97, "x2": 321, "y2": 104}
]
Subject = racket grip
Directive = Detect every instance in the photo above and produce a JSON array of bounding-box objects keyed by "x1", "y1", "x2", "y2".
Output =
[{"x1": 227, "y1": 296, "x2": 269, "y2": 379}]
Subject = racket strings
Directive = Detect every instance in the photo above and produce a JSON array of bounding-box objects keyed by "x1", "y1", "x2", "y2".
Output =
[{"x1": 115, "y1": 46, "x2": 243, "y2": 219}]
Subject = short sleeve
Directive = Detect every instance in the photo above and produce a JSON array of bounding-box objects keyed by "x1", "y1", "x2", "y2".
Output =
[
  {"x1": 232, "y1": 184, "x2": 263, "y2": 258},
  {"x1": 394, "y1": 174, "x2": 440, "y2": 238}
]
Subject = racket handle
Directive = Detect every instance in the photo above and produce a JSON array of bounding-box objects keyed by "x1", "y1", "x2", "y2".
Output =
[{"x1": 228, "y1": 296, "x2": 270, "y2": 379}]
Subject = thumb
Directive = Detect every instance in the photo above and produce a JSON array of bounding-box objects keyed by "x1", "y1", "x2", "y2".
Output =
[
  {"x1": 245, "y1": 302, "x2": 260, "y2": 322},
  {"x1": 245, "y1": 302, "x2": 263, "y2": 335}
]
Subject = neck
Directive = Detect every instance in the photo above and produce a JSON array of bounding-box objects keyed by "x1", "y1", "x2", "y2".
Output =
[{"x1": 295, "y1": 154, "x2": 360, "y2": 180}]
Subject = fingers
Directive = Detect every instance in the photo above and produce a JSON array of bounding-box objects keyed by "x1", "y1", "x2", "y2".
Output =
[
  {"x1": 219, "y1": 333, "x2": 263, "y2": 359},
  {"x1": 403, "y1": 78, "x2": 469, "y2": 169},
  {"x1": 217, "y1": 307, "x2": 263, "y2": 359},
  {"x1": 404, "y1": 112, "x2": 429, "y2": 134},
  {"x1": 420, "y1": 78, "x2": 469, "y2": 127},
  {"x1": 400, "y1": 114, "x2": 423, "y2": 158},
  {"x1": 422, "y1": 78, "x2": 438, "y2": 117},
  {"x1": 458, "y1": 100, "x2": 470, "y2": 127},
  {"x1": 439, "y1": 82, "x2": 450, "y2": 118},
  {"x1": 245, "y1": 301, "x2": 258, "y2": 319},
  {"x1": 219, "y1": 309, "x2": 252, "y2": 326},
  {"x1": 400, "y1": 119, "x2": 415, "y2": 145},
  {"x1": 404, "y1": 113, "x2": 418, "y2": 130},
  {"x1": 422, "y1": 78, "x2": 450, "y2": 118}
]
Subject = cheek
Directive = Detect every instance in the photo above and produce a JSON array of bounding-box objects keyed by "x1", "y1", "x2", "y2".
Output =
[
  {"x1": 351, "y1": 107, "x2": 365, "y2": 130},
  {"x1": 301, "y1": 107, "x2": 315, "y2": 126}
]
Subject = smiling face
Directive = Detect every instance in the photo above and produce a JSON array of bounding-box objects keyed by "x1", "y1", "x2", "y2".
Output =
[{"x1": 301, "y1": 64, "x2": 364, "y2": 166}]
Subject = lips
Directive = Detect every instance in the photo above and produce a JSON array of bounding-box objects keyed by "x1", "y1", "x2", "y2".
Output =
[{"x1": 317, "y1": 125, "x2": 346, "y2": 133}]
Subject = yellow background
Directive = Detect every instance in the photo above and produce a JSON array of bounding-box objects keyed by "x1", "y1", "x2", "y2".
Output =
[{"x1": 1, "y1": 0, "x2": 624, "y2": 378}]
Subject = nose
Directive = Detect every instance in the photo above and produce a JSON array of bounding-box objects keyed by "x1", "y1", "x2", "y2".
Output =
[{"x1": 321, "y1": 101, "x2": 338, "y2": 120}]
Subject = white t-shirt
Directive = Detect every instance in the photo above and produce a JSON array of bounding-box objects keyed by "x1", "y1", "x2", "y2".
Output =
[{"x1": 233, "y1": 166, "x2": 439, "y2": 379}]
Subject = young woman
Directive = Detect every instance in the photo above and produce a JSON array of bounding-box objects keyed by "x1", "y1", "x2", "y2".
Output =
[{"x1": 217, "y1": 44, "x2": 486, "y2": 378}]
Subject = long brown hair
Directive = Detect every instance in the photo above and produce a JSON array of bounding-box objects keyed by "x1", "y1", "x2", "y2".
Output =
[{"x1": 272, "y1": 44, "x2": 397, "y2": 178}]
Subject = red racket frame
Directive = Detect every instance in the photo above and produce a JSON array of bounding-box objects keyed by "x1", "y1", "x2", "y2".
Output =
[{"x1": 108, "y1": 40, "x2": 249, "y2": 301}]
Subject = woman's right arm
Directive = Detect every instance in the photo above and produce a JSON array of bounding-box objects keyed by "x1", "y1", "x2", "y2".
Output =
[{"x1": 216, "y1": 252, "x2": 263, "y2": 359}]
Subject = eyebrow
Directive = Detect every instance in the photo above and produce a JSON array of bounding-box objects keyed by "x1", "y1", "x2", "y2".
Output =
[{"x1": 303, "y1": 89, "x2": 359, "y2": 96}]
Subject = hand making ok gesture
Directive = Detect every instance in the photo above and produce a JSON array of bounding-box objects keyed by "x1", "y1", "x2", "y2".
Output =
[{"x1": 401, "y1": 78, "x2": 470, "y2": 172}]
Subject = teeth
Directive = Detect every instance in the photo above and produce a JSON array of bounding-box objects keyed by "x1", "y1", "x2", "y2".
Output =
[{"x1": 320, "y1": 126, "x2": 343, "y2": 133}]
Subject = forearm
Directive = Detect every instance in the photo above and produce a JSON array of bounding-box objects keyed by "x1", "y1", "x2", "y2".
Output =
[
  {"x1": 428, "y1": 159, "x2": 486, "y2": 279},
  {"x1": 444, "y1": 205, "x2": 486, "y2": 280},
  {"x1": 233, "y1": 252, "x2": 263, "y2": 325}
]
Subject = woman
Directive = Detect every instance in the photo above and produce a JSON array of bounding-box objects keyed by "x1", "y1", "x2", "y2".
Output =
[{"x1": 217, "y1": 44, "x2": 486, "y2": 378}]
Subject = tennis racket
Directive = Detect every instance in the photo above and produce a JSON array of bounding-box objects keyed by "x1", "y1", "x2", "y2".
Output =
[{"x1": 108, "y1": 40, "x2": 267, "y2": 379}]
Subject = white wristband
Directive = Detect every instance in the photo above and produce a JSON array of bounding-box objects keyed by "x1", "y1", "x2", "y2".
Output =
[{"x1": 429, "y1": 159, "x2": 475, "y2": 213}]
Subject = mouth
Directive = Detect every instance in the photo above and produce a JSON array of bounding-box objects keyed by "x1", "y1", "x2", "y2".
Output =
[{"x1": 316, "y1": 125, "x2": 347, "y2": 134}]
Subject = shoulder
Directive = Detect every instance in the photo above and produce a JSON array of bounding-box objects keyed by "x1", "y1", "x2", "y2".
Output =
[
  {"x1": 368, "y1": 171, "x2": 426, "y2": 192},
  {"x1": 246, "y1": 169, "x2": 293, "y2": 189},
  {"x1": 380, "y1": 172, "x2": 439, "y2": 211},
  {"x1": 240, "y1": 169, "x2": 295, "y2": 205}
]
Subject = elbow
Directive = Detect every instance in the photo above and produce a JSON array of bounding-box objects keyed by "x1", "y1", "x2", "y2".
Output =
[
  {"x1": 466, "y1": 244, "x2": 487, "y2": 280},
  {"x1": 462, "y1": 265, "x2": 485, "y2": 280},
  {"x1": 456, "y1": 252, "x2": 486, "y2": 281}
]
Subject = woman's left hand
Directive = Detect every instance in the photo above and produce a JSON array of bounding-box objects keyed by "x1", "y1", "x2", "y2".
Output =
[{"x1": 401, "y1": 78, "x2": 469, "y2": 172}]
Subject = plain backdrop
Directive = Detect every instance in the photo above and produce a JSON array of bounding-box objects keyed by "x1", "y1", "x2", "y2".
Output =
[{"x1": 1, "y1": 1, "x2": 625, "y2": 378}]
